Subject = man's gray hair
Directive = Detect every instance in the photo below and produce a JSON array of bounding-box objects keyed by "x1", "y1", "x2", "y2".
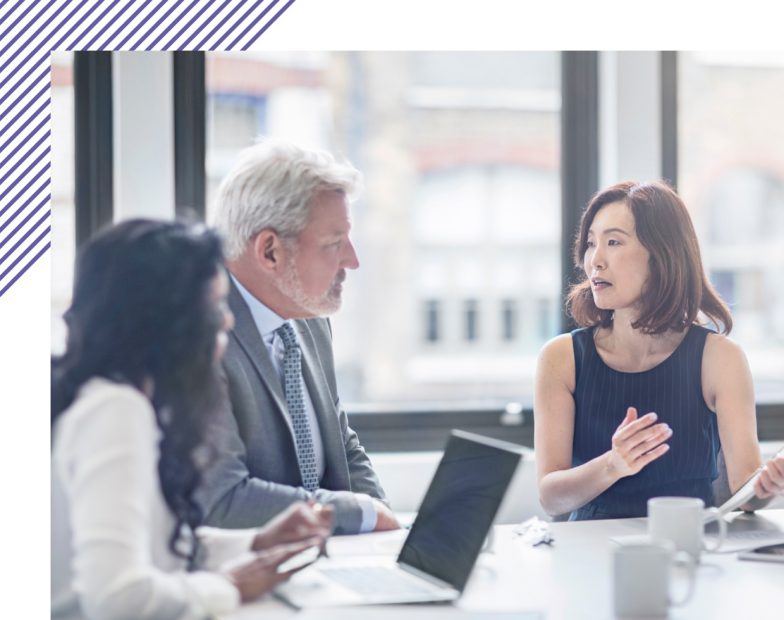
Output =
[{"x1": 214, "y1": 139, "x2": 362, "y2": 260}]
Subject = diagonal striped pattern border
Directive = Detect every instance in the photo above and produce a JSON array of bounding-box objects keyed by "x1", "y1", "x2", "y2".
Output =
[{"x1": 0, "y1": 0, "x2": 297, "y2": 300}]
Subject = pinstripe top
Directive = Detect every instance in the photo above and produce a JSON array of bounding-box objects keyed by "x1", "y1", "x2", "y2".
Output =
[{"x1": 569, "y1": 325, "x2": 721, "y2": 520}]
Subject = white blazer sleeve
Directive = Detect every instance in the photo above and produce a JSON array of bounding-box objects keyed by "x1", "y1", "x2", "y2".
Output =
[{"x1": 54, "y1": 385, "x2": 241, "y2": 620}]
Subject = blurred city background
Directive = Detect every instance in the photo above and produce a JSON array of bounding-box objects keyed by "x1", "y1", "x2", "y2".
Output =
[{"x1": 51, "y1": 51, "x2": 784, "y2": 411}]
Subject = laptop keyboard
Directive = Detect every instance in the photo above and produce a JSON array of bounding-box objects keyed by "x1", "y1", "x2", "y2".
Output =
[{"x1": 320, "y1": 566, "x2": 438, "y2": 597}]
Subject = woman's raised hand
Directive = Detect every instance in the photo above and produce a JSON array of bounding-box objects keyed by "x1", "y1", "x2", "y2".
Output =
[{"x1": 607, "y1": 407, "x2": 672, "y2": 478}]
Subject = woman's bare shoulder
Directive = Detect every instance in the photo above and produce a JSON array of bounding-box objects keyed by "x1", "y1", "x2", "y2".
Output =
[
  {"x1": 703, "y1": 331, "x2": 748, "y2": 364},
  {"x1": 537, "y1": 333, "x2": 576, "y2": 388}
]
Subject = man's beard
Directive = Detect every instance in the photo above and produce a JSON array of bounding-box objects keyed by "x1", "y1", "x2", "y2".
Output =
[{"x1": 276, "y1": 253, "x2": 345, "y2": 317}]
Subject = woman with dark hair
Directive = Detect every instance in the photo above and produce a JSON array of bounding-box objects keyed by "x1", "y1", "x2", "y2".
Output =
[
  {"x1": 534, "y1": 181, "x2": 784, "y2": 520},
  {"x1": 52, "y1": 219, "x2": 332, "y2": 619}
]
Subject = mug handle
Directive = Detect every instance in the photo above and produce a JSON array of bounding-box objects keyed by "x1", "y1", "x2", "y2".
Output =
[
  {"x1": 669, "y1": 550, "x2": 696, "y2": 607},
  {"x1": 702, "y1": 507, "x2": 727, "y2": 552}
]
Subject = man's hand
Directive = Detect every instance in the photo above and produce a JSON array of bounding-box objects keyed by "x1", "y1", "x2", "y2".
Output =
[
  {"x1": 252, "y1": 501, "x2": 333, "y2": 552},
  {"x1": 371, "y1": 498, "x2": 400, "y2": 531},
  {"x1": 606, "y1": 407, "x2": 672, "y2": 479}
]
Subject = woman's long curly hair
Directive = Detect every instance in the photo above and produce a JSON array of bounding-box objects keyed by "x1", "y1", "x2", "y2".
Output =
[{"x1": 52, "y1": 219, "x2": 225, "y2": 568}]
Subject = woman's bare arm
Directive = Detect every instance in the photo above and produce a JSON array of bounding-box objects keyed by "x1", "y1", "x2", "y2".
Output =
[{"x1": 703, "y1": 334, "x2": 769, "y2": 508}]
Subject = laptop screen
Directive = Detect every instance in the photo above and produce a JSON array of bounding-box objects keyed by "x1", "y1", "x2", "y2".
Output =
[{"x1": 396, "y1": 430, "x2": 522, "y2": 592}]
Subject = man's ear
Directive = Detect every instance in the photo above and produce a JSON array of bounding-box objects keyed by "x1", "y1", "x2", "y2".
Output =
[{"x1": 252, "y1": 229, "x2": 282, "y2": 272}]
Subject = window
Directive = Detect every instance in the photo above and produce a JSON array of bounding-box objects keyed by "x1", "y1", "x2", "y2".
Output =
[
  {"x1": 424, "y1": 300, "x2": 441, "y2": 343},
  {"x1": 205, "y1": 52, "x2": 562, "y2": 406},
  {"x1": 464, "y1": 299, "x2": 479, "y2": 342},
  {"x1": 678, "y1": 52, "x2": 784, "y2": 400},
  {"x1": 50, "y1": 52, "x2": 74, "y2": 354},
  {"x1": 501, "y1": 299, "x2": 517, "y2": 342}
]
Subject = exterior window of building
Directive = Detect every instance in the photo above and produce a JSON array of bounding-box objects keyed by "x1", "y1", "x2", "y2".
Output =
[
  {"x1": 464, "y1": 299, "x2": 479, "y2": 342},
  {"x1": 679, "y1": 52, "x2": 784, "y2": 399},
  {"x1": 51, "y1": 52, "x2": 75, "y2": 354},
  {"x1": 424, "y1": 300, "x2": 441, "y2": 343},
  {"x1": 206, "y1": 51, "x2": 561, "y2": 406},
  {"x1": 501, "y1": 299, "x2": 517, "y2": 341}
]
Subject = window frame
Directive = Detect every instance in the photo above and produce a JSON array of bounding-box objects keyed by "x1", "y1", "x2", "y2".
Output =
[{"x1": 70, "y1": 51, "x2": 784, "y2": 451}]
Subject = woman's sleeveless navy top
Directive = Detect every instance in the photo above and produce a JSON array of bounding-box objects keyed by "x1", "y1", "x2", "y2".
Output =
[{"x1": 570, "y1": 325, "x2": 721, "y2": 520}]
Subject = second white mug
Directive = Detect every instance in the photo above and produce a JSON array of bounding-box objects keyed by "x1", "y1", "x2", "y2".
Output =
[{"x1": 647, "y1": 496, "x2": 727, "y2": 560}]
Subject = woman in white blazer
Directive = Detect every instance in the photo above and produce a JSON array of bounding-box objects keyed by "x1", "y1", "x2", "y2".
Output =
[{"x1": 51, "y1": 219, "x2": 332, "y2": 620}]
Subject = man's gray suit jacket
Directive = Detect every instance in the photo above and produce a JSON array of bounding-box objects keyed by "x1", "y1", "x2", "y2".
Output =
[{"x1": 199, "y1": 281, "x2": 387, "y2": 534}]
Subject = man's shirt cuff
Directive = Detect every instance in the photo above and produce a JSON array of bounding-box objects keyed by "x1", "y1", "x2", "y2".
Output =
[{"x1": 356, "y1": 493, "x2": 378, "y2": 533}]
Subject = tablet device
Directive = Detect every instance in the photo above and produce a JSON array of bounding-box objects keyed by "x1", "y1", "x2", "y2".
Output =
[
  {"x1": 715, "y1": 446, "x2": 784, "y2": 516},
  {"x1": 738, "y1": 542, "x2": 784, "y2": 563}
]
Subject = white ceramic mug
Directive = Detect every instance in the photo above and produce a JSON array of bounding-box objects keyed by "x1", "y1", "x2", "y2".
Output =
[
  {"x1": 613, "y1": 540, "x2": 696, "y2": 617},
  {"x1": 647, "y1": 497, "x2": 727, "y2": 560}
]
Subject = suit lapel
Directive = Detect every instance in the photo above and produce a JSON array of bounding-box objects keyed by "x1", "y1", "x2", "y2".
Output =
[{"x1": 227, "y1": 280, "x2": 295, "y2": 440}]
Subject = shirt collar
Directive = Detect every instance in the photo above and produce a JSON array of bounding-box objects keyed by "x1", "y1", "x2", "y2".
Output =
[{"x1": 230, "y1": 273, "x2": 286, "y2": 343}]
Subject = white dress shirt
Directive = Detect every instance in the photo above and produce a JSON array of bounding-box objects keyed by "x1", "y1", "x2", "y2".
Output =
[
  {"x1": 231, "y1": 275, "x2": 377, "y2": 532},
  {"x1": 51, "y1": 378, "x2": 257, "y2": 620}
]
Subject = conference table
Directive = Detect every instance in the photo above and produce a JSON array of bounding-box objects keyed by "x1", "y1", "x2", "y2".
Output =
[{"x1": 226, "y1": 509, "x2": 784, "y2": 619}]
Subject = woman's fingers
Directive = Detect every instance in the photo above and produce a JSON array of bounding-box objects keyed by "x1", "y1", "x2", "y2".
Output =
[
  {"x1": 627, "y1": 424, "x2": 672, "y2": 461},
  {"x1": 613, "y1": 411, "x2": 658, "y2": 441},
  {"x1": 634, "y1": 443, "x2": 670, "y2": 469}
]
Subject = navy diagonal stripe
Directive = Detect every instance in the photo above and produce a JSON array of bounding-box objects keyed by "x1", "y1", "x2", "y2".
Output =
[
  {"x1": 194, "y1": 0, "x2": 247, "y2": 50},
  {"x1": 0, "y1": 224, "x2": 50, "y2": 284},
  {"x1": 0, "y1": 158, "x2": 49, "y2": 217},
  {"x1": 0, "y1": 0, "x2": 57, "y2": 61},
  {"x1": 243, "y1": 0, "x2": 297, "y2": 50},
  {"x1": 0, "y1": 129, "x2": 52, "y2": 188},
  {"x1": 0, "y1": 103, "x2": 49, "y2": 162},
  {"x1": 209, "y1": 0, "x2": 266, "y2": 50},
  {"x1": 0, "y1": 54, "x2": 49, "y2": 109},
  {"x1": 0, "y1": 240, "x2": 50, "y2": 298},
  {"x1": 66, "y1": 0, "x2": 123, "y2": 50},
  {"x1": 145, "y1": 0, "x2": 201, "y2": 50},
  {"x1": 164, "y1": 0, "x2": 212, "y2": 50},
  {"x1": 0, "y1": 0, "x2": 71, "y2": 79},
  {"x1": 15, "y1": 0, "x2": 92, "y2": 63},
  {"x1": 0, "y1": 146, "x2": 49, "y2": 202},
  {"x1": 82, "y1": 0, "x2": 139, "y2": 50},
  {"x1": 0, "y1": 190, "x2": 50, "y2": 236},
  {"x1": 0, "y1": 0, "x2": 29, "y2": 49},
  {"x1": 48, "y1": 0, "x2": 95, "y2": 52},
  {"x1": 0, "y1": 85, "x2": 48, "y2": 143},
  {"x1": 228, "y1": 0, "x2": 280, "y2": 50},
  {"x1": 0, "y1": 210, "x2": 50, "y2": 267},
  {"x1": 0, "y1": 65, "x2": 49, "y2": 117},
  {"x1": 177, "y1": 0, "x2": 232, "y2": 50},
  {"x1": 113, "y1": 0, "x2": 169, "y2": 49},
  {"x1": 98, "y1": 0, "x2": 157, "y2": 51},
  {"x1": 130, "y1": 0, "x2": 183, "y2": 51},
  {"x1": 0, "y1": 195, "x2": 48, "y2": 252}
]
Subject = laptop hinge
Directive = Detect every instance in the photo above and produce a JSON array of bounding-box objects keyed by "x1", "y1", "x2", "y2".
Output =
[{"x1": 397, "y1": 561, "x2": 459, "y2": 593}]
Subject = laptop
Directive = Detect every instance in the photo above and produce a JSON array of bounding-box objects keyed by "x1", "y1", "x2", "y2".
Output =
[{"x1": 275, "y1": 429, "x2": 523, "y2": 608}]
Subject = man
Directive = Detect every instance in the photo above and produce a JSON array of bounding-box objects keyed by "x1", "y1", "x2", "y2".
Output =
[{"x1": 200, "y1": 140, "x2": 397, "y2": 535}]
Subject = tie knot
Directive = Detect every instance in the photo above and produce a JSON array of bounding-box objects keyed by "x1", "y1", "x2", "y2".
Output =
[{"x1": 276, "y1": 322, "x2": 298, "y2": 350}]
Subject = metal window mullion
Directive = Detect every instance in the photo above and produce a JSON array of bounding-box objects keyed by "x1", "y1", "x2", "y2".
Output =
[
  {"x1": 74, "y1": 51, "x2": 113, "y2": 247},
  {"x1": 560, "y1": 51, "x2": 599, "y2": 333},
  {"x1": 172, "y1": 51, "x2": 206, "y2": 220}
]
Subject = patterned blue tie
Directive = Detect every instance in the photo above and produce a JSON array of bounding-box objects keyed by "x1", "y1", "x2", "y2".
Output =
[{"x1": 276, "y1": 322, "x2": 319, "y2": 492}]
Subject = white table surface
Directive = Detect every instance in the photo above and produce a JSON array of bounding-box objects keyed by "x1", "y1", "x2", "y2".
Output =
[{"x1": 225, "y1": 509, "x2": 784, "y2": 620}]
